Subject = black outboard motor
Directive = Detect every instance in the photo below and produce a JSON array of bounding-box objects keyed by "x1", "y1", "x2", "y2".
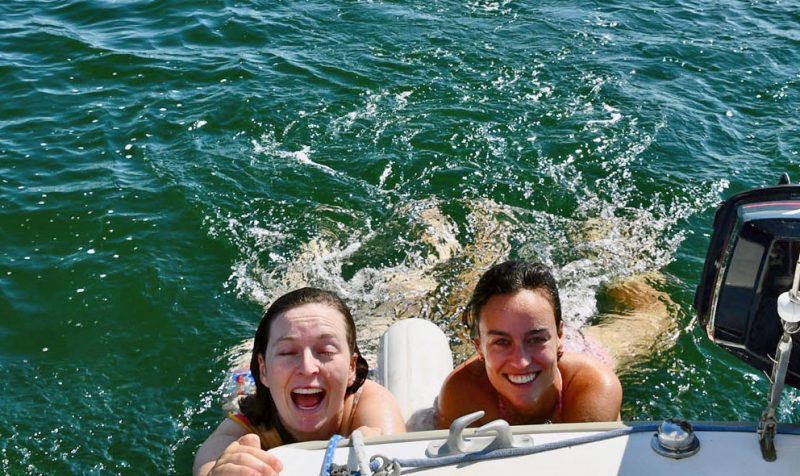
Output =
[
  {"x1": 694, "y1": 174, "x2": 800, "y2": 460},
  {"x1": 695, "y1": 174, "x2": 800, "y2": 386}
]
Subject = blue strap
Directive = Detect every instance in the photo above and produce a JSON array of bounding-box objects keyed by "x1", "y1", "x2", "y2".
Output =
[{"x1": 319, "y1": 434, "x2": 344, "y2": 476}]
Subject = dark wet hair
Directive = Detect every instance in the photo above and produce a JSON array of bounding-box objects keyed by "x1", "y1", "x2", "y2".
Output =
[
  {"x1": 238, "y1": 287, "x2": 369, "y2": 432},
  {"x1": 461, "y1": 260, "x2": 562, "y2": 339}
]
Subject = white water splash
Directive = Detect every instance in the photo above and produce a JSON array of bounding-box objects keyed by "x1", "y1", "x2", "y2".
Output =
[{"x1": 252, "y1": 131, "x2": 336, "y2": 176}]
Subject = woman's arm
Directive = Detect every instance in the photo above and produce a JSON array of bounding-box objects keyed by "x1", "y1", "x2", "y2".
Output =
[{"x1": 193, "y1": 419, "x2": 283, "y2": 476}]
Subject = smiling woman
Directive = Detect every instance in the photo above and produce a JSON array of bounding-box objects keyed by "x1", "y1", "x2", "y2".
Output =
[
  {"x1": 193, "y1": 288, "x2": 405, "y2": 476},
  {"x1": 436, "y1": 261, "x2": 622, "y2": 428}
]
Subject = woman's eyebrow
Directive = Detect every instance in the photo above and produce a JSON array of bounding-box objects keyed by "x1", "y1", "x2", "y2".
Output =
[
  {"x1": 486, "y1": 327, "x2": 550, "y2": 337},
  {"x1": 273, "y1": 332, "x2": 341, "y2": 344},
  {"x1": 314, "y1": 333, "x2": 343, "y2": 345}
]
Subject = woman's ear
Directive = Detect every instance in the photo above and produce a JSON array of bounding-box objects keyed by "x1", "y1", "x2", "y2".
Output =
[
  {"x1": 348, "y1": 353, "x2": 357, "y2": 386},
  {"x1": 258, "y1": 353, "x2": 269, "y2": 388},
  {"x1": 556, "y1": 322, "x2": 564, "y2": 360},
  {"x1": 472, "y1": 337, "x2": 484, "y2": 359}
]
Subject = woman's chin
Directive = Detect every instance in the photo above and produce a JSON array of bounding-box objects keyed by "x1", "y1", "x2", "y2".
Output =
[
  {"x1": 498, "y1": 380, "x2": 547, "y2": 408},
  {"x1": 285, "y1": 406, "x2": 337, "y2": 437}
]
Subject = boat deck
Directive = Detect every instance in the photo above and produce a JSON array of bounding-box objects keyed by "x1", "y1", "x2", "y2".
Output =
[{"x1": 271, "y1": 421, "x2": 800, "y2": 475}]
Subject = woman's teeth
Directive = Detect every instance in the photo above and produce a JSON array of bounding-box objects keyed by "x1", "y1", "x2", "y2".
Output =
[
  {"x1": 293, "y1": 388, "x2": 323, "y2": 395},
  {"x1": 508, "y1": 373, "x2": 537, "y2": 384},
  {"x1": 291, "y1": 388, "x2": 325, "y2": 409}
]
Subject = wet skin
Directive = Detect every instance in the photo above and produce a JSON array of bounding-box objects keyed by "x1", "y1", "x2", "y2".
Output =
[
  {"x1": 258, "y1": 303, "x2": 357, "y2": 442},
  {"x1": 475, "y1": 289, "x2": 563, "y2": 420}
]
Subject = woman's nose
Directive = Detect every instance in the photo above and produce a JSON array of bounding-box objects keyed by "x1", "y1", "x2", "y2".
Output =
[
  {"x1": 298, "y1": 348, "x2": 320, "y2": 374},
  {"x1": 510, "y1": 345, "x2": 532, "y2": 367}
]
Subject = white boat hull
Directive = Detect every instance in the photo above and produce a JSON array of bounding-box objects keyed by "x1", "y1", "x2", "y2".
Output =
[
  {"x1": 271, "y1": 422, "x2": 800, "y2": 474},
  {"x1": 269, "y1": 318, "x2": 800, "y2": 474}
]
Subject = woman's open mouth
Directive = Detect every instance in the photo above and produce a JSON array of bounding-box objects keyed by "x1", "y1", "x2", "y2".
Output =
[
  {"x1": 291, "y1": 387, "x2": 326, "y2": 410},
  {"x1": 507, "y1": 372, "x2": 538, "y2": 385}
]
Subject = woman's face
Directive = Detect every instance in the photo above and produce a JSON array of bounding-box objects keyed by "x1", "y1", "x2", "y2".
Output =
[
  {"x1": 475, "y1": 289, "x2": 563, "y2": 412},
  {"x1": 258, "y1": 302, "x2": 357, "y2": 441}
]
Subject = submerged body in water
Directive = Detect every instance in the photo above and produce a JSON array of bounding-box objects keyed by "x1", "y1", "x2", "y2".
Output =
[
  {"x1": 230, "y1": 199, "x2": 677, "y2": 381},
  {"x1": 3, "y1": 0, "x2": 797, "y2": 473}
]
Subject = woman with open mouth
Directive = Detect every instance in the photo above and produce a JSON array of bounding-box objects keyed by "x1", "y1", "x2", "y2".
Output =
[
  {"x1": 436, "y1": 260, "x2": 622, "y2": 428},
  {"x1": 194, "y1": 287, "x2": 406, "y2": 476}
]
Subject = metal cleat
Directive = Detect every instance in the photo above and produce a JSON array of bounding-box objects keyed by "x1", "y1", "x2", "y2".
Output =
[{"x1": 426, "y1": 411, "x2": 533, "y2": 457}]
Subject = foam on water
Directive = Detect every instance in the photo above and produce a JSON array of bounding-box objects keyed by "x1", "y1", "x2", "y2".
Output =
[
  {"x1": 206, "y1": 33, "x2": 734, "y2": 364},
  {"x1": 252, "y1": 131, "x2": 335, "y2": 176},
  {"x1": 220, "y1": 175, "x2": 724, "y2": 364},
  {"x1": 6, "y1": 1, "x2": 799, "y2": 473}
]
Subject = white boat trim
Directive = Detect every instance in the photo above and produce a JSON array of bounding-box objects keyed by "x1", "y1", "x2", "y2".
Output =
[{"x1": 271, "y1": 421, "x2": 800, "y2": 474}]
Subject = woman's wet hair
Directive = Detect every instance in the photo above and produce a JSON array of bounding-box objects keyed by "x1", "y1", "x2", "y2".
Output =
[
  {"x1": 462, "y1": 260, "x2": 562, "y2": 339},
  {"x1": 238, "y1": 287, "x2": 369, "y2": 429}
]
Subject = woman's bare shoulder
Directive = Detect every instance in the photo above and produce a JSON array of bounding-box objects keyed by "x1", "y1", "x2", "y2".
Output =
[
  {"x1": 559, "y1": 352, "x2": 622, "y2": 422},
  {"x1": 350, "y1": 380, "x2": 406, "y2": 434},
  {"x1": 359, "y1": 379, "x2": 396, "y2": 399},
  {"x1": 437, "y1": 356, "x2": 496, "y2": 427},
  {"x1": 439, "y1": 356, "x2": 487, "y2": 398},
  {"x1": 561, "y1": 352, "x2": 620, "y2": 387}
]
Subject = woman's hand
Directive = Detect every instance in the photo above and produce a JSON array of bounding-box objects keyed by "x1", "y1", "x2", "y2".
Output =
[
  {"x1": 208, "y1": 434, "x2": 283, "y2": 476},
  {"x1": 352, "y1": 425, "x2": 382, "y2": 438}
]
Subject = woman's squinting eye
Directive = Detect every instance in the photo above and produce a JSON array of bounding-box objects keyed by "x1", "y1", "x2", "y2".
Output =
[
  {"x1": 527, "y1": 336, "x2": 548, "y2": 345},
  {"x1": 317, "y1": 343, "x2": 341, "y2": 356},
  {"x1": 274, "y1": 345, "x2": 298, "y2": 356}
]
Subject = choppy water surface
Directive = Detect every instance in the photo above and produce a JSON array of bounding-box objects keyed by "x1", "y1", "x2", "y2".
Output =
[{"x1": 1, "y1": 0, "x2": 799, "y2": 473}]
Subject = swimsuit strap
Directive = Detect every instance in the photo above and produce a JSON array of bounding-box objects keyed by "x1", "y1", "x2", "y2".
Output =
[
  {"x1": 228, "y1": 412, "x2": 256, "y2": 433},
  {"x1": 255, "y1": 426, "x2": 285, "y2": 449},
  {"x1": 497, "y1": 394, "x2": 510, "y2": 422},
  {"x1": 227, "y1": 411, "x2": 290, "y2": 449},
  {"x1": 552, "y1": 367, "x2": 564, "y2": 422},
  {"x1": 229, "y1": 387, "x2": 365, "y2": 447},
  {"x1": 343, "y1": 385, "x2": 364, "y2": 434}
]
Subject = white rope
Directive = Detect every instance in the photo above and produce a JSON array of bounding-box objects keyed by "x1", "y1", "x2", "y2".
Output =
[{"x1": 348, "y1": 430, "x2": 373, "y2": 476}]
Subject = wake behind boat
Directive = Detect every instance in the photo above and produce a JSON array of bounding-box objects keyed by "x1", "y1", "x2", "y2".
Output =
[{"x1": 265, "y1": 177, "x2": 800, "y2": 475}]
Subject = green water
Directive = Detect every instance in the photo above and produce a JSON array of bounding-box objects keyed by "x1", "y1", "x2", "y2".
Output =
[{"x1": 1, "y1": 0, "x2": 799, "y2": 473}]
